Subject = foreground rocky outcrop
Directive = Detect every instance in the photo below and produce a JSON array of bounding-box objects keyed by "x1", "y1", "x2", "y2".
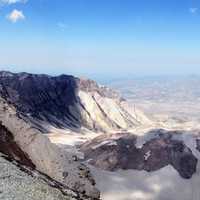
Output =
[
  {"x1": 81, "y1": 129, "x2": 198, "y2": 179},
  {"x1": 0, "y1": 71, "x2": 150, "y2": 132},
  {"x1": 0, "y1": 96, "x2": 100, "y2": 200},
  {"x1": 0, "y1": 122, "x2": 97, "y2": 199},
  {"x1": 0, "y1": 153, "x2": 73, "y2": 200}
]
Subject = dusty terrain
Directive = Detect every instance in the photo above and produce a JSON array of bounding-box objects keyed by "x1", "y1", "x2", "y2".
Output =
[{"x1": 109, "y1": 76, "x2": 200, "y2": 130}]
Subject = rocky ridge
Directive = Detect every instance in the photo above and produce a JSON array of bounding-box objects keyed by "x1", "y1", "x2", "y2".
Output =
[
  {"x1": 81, "y1": 129, "x2": 198, "y2": 179},
  {"x1": 0, "y1": 71, "x2": 150, "y2": 132}
]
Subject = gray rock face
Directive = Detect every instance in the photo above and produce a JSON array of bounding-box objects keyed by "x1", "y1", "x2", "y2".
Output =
[{"x1": 81, "y1": 130, "x2": 198, "y2": 179}]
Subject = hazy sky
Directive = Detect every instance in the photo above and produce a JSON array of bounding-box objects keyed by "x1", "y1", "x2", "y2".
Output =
[{"x1": 0, "y1": 0, "x2": 200, "y2": 79}]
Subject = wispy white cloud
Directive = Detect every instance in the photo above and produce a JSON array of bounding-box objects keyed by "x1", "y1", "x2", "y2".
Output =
[
  {"x1": 189, "y1": 7, "x2": 198, "y2": 14},
  {"x1": 7, "y1": 9, "x2": 25, "y2": 23},
  {"x1": 0, "y1": 0, "x2": 27, "y2": 4},
  {"x1": 57, "y1": 22, "x2": 68, "y2": 30}
]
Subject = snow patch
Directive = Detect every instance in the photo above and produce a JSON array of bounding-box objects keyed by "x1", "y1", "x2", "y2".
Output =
[
  {"x1": 144, "y1": 150, "x2": 151, "y2": 160},
  {"x1": 92, "y1": 140, "x2": 117, "y2": 149}
]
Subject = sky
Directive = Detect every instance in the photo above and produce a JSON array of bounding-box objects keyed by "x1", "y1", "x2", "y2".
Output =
[{"x1": 0, "y1": 0, "x2": 200, "y2": 80}]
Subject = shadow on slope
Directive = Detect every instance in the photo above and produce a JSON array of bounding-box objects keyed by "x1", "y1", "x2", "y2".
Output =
[{"x1": 0, "y1": 71, "x2": 84, "y2": 132}]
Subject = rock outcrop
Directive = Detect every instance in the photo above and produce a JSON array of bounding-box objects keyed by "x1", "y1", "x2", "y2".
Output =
[{"x1": 81, "y1": 130, "x2": 198, "y2": 179}]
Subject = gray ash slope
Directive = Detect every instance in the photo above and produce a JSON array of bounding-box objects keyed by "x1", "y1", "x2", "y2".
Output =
[{"x1": 0, "y1": 154, "x2": 72, "y2": 200}]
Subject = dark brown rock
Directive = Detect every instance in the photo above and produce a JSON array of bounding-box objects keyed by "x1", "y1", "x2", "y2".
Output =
[
  {"x1": 81, "y1": 130, "x2": 198, "y2": 179},
  {"x1": 196, "y1": 139, "x2": 200, "y2": 152},
  {"x1": 0, "y1": 121, "x2": 35, "y2": 169}
]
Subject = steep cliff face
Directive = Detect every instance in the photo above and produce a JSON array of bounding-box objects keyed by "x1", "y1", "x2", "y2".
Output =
[
  {"x1": 0, "y1": 72, "x2": 81, "y2": 129},
  {"x1": 0, "y1": 71, "x2": 150, "y2": 132}
]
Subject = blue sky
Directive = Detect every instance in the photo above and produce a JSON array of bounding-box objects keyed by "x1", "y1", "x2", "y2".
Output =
[{"x1": 0, "y1": 0, "x2": 200, "y2": 80}]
